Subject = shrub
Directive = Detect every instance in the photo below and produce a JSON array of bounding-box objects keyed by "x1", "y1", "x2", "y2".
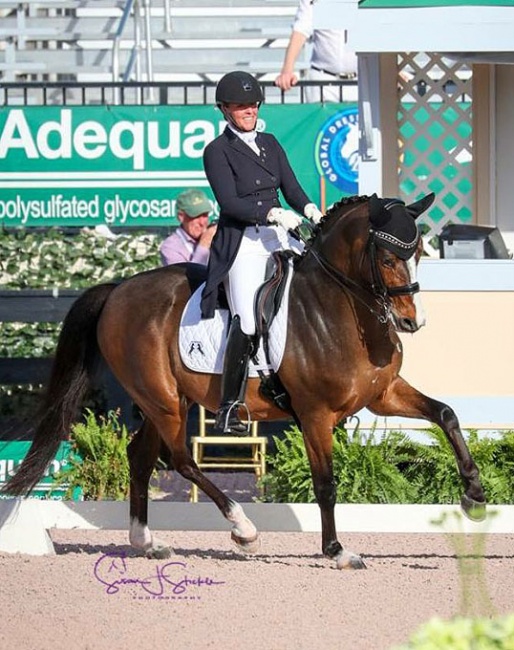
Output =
[
  {"x1": 395, "y1": 615, "x2": 514, "y2": 649},
  {"x1": 401, "y1": 427, "x2": 514, "y2": 504},
  {"x1": 55, "y1": 409, "x2": 131, "y2": 500},
  {"x1": 261, "y1": 424, "x2": 417, "y2": 504},
  {"x1": 261, "y1": 424, "x2": 514, "y2": 505}
]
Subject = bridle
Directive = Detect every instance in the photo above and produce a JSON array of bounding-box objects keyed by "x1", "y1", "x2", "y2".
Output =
[
  {"x1": 367, "y1": 229, "x2": 420, "y2": 298},
  {"x1": 307, "y1": 211, "x2": 421, "y2": 325}
]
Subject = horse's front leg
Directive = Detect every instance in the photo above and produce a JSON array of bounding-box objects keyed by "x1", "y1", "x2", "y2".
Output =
[
  {"x1": 369, "y1": 376, "x2": 486, "y2": 521},
  {"x1": 301, "y1": 417, "x2": 366, "y2": 570}
]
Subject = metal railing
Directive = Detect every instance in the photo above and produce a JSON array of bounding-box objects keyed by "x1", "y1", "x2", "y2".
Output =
[
  {"x1": 0, "y1": 79, "x2": 358, "y2": 107},
  {"x1": 113, "y1": 0, "x2": 156, "y2": 104}
]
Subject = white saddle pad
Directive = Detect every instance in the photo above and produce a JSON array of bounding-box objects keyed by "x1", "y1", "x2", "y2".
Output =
[{"x1": 179, "y1": 268, "x2": 293, "y2": 377}]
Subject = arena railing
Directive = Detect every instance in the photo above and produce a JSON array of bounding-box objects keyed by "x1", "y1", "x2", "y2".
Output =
[{"x1": 0, "y1": 79, "x2": 357, "y2": 107}]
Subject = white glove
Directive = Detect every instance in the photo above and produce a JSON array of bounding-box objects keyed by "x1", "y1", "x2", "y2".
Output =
[
  {"x1": 304, "y1": 203, "x2": 324, "y2": 225},
  {"x1": 267, "y1": 207, "x2": 303, "y2": 231}
]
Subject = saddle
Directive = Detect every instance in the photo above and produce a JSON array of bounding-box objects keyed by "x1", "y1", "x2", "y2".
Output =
[{"x1": 253, "y1": 250, "x2": 297, "y2": 415}]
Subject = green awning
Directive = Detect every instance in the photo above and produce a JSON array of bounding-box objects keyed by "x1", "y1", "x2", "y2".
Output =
[{"x1": 360, "y1": 1, "x2": 514, "y2": 7}]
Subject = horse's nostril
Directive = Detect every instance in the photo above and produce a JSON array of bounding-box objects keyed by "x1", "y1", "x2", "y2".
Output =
[{"x1": 401, "y1": 318, "x2": 418, "y2": 333}]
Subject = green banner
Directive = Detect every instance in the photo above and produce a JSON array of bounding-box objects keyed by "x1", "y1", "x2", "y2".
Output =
[
  {"x1": 360, "y1": 0, "x2": 514, "y2": 6},
  {"x1": 0, "y1": 441, "x2": 75, "y2": 500},
  {"x1": 0, "y1": 104, "x2": 357, "y2": 228}
]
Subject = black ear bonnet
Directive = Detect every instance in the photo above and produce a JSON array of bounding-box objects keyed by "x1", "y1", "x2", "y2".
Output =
[{"x1": 368, "y1": 193, "x2": 435, "y2": 260}]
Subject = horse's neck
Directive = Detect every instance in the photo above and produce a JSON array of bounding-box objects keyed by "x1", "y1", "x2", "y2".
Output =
[{"x1": 290, "y1": 256, "x2": 398, "y2": 355}]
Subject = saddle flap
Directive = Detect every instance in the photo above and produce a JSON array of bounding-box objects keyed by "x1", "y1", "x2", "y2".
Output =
[{"x1": 254, "y1": 250, "x2": 295, "y2": 337}]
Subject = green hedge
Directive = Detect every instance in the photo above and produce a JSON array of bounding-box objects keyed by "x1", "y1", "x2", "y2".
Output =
[
  {"x1": 260, "y1": 425, "x2": 514, "y2": 505},
  {"x1": 1, "y1": 227, "x2": 161, "y2": 358},
  {"x1": 0, "y1": 227, "x2": 163, "y2": 416}
]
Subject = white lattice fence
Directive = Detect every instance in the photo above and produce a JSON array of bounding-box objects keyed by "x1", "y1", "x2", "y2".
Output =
[{"x1": 397, "y1": 53, "x2": 473, "y2": 238}]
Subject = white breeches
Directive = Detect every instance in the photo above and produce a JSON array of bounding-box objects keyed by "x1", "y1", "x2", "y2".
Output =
[{"x1": 224, "y1": 224, "x2": 302, "y2": 335}]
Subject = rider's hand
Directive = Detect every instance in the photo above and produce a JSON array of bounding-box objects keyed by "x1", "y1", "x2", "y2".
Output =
[
  {"x1": 304, "y1": 203, "x2": 324, "y2": 225},
  {"x1": 267, "y1": 207, "x2": 303, "y2": 231}
]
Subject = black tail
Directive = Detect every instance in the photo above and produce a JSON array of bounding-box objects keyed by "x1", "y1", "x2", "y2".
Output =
[{"x1": 2, "y1": 282, "x2": 117, "y2": 496}]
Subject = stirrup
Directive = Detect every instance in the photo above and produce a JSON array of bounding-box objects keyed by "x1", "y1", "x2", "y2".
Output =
[{"x1": 216, "y1": 402, "x2": 252, "y2": 436}]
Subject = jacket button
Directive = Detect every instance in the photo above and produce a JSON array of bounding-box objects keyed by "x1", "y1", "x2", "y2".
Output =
[
  {"x1": 271, "y1": 176, "x2": 276, "y2": 182},
  {"x1": 255, "y1": 179, "x2": 261, "y2": 185},
  {"x1": 257, "y1": 201, "x2": 262, "y2": 206}
]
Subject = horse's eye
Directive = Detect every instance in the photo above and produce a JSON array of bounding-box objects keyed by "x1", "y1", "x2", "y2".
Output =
[{"x1": 382, "y1": 257, "x2": 396, "y2": 269}]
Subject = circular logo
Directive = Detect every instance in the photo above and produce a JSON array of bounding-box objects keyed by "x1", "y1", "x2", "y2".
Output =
[{"x1": 315, "y1": 107, "x2": 359, "y2": 194}]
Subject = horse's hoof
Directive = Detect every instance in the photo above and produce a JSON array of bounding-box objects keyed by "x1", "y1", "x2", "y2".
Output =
[
  {"x1": 231, "y1": 531, "x2": 261, "y2": 554},
  {"x1": 461, "y1": 494, "x2": 487, "y2": 522},
  {"x1": 336, "y1": 550, "x2": 367, "y2": 570},
  {"x1": 145, "y1": 545, "x2": 173, "y2": 560}
]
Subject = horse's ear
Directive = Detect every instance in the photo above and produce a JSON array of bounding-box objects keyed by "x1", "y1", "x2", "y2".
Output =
[
  {"x1": 406, "y1": 193, "x2": 435, "y2": 220},
  {"x1": 368, "y1": 193, "x2": 391, "y2": 228}
]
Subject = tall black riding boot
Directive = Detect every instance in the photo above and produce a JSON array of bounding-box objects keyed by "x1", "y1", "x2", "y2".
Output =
[{"x1": 214, "y1": 315, "x2": 253, "y2": 435}]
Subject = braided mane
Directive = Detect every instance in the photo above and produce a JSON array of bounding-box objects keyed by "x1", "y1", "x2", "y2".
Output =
[
  {"x1": 323, "y1": 195, "x2": 369, "y2": 222},
  {"x1": 296, "y1": 195, "x2": 370, "y2": 261}
]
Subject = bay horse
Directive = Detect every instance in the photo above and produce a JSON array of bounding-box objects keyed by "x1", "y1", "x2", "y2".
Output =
[{"x1": 3, "y1": 194, "x2": 486, "y2": 570}]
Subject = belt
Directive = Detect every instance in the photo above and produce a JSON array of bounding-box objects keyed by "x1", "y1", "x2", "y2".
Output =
[{"x1": 311, "y1": 65, "x2": 357, "y2": 80}]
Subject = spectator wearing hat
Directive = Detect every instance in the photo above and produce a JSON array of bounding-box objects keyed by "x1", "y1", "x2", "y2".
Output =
[{"x1": 160, "y1": 189, "x2": 217, "y2": 266}]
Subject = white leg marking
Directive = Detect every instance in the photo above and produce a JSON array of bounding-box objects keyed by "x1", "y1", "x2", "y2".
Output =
[
  {"x1": 407, "y1": 258, "x2": 426, "y2": 328},
  {"x1": 129, "y1": 518, "x2": 153, "y2": 551},
  {"x1": 227, "y1": 502, "x2": 258, "y2": 540},
  {"x1": 129, "y1": 518, "x2": 172, "y2": 558},
  {"x1": 335, "y1": 548, "x2": 366, "y2": 570}
]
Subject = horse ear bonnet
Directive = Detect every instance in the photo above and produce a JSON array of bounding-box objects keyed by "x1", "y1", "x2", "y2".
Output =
[{"x1": 368, "y1": 192, "x2": 434, "y2": 260}]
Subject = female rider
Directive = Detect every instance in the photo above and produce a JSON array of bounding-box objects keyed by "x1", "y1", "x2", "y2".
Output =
[{"x1": 201, "y1": 71, "x2": 323, "y2": 434}]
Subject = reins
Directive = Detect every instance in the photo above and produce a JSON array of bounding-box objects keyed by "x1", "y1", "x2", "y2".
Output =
[{"x1": 309, "y1": 246, "x2": 392, "y2": 324}]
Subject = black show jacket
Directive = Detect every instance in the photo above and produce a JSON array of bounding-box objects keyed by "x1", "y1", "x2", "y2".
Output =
[{"x1": 200, "y1": 126, "x2": 311, "y2": 318}]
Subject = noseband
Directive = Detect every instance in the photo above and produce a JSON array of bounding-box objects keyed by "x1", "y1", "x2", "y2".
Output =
[{"x1": 310, "y1": 226, "x2": 420, "y2": 325}]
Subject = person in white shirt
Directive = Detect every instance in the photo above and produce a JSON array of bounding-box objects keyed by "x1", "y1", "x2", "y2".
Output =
[{"x1": 274, "y1": 0, "x2": 357, "y2": 102}]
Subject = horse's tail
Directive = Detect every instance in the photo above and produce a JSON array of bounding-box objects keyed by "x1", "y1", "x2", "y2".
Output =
[{"x1": 2, "y1": 282, "x2": 117, "y2": 497}]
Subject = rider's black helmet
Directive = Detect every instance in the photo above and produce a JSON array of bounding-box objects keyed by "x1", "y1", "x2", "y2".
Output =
[{"x1": 215, "y1": 71, "x2": 264, "y2": 106}]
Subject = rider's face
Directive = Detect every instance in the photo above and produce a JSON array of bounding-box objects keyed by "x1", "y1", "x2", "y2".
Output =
[{"x1": 223, "y1": 102, "x2": 259, "y2": 132}]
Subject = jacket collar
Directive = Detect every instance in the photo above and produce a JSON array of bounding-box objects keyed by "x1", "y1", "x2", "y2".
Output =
[{"x1": 223, "y1": 126, "x2": 271, "y2": 172}]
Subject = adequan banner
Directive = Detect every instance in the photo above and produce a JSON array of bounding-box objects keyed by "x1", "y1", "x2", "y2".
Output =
[
  {"x1": 0, "y1": 441, "x2": 75, "y2": 500},
  {"x1": 0, "y1": 104, "x2": 358, "y2": 228}
]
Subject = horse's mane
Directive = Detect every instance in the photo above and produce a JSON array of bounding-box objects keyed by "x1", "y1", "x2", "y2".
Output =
[
  {"x1": 294, "y1": 195, "x2": 369, "y2": 265},
  {"x1": 323, "y1": 194, "x2": 369, "y2": 223}
]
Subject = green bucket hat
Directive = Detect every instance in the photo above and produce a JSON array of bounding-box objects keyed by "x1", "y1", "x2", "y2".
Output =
[{"x1": 176, "y1": 189, "x2": 212, "y2": 218}]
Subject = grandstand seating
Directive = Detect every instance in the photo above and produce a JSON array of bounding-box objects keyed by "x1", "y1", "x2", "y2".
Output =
[{"x1": 0, "y1": 0, "x2": 309, "y2": 83}]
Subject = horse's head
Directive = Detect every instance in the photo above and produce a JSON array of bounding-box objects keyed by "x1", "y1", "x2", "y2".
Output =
[
  {"x1": 367, "y1": 192, "x2": 434, "y2": 332},
  {"x1": 306, "y1": 192, "x2": 434, "y2": 333}
]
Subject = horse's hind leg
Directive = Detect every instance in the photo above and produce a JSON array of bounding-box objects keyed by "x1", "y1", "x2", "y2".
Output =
[
  {"x1": 128, "y1": 419, "x2": 172, "y2": 558},
  {"x1": 173, "y1": 446, "x2": 261, "y2": 553},
  {"x1": 152, "y1": 401, "x2": 260, "y2": 554},
  {"x1": 369, "y1": 376, "x2": 486, "y2": 521}
]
